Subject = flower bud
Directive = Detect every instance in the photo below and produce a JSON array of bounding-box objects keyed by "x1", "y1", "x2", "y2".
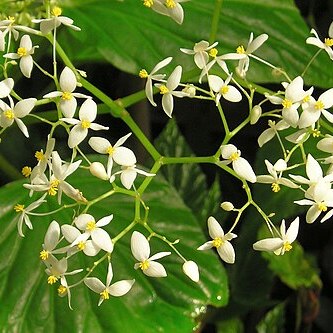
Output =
[
  {"x1": 182, "y1": 84, "x2": 196, "y2": 97},
  {"x1": 182, "y1": 260, "x2": 199, "y2": 283},
  {"x1": 220, "y1": 201, "x2": 234, "y2": 211},
  {"x1": 89, "y1": 162, "x2": 108, "y2": 180},
  {"x1": 250, "y1": 105, "x2": 262, "y2": 124}
]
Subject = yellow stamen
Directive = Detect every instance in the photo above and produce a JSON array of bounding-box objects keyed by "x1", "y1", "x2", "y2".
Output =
[
  {"x1": 311, "y1": 129, "x2": 321, "y2": 137},
  {"x1": 220, "y1": 86, "x2": 229, "y2": 95},
  {"x1": 22, "y1": 166, "x2": 32, "y2": 177},
  {"x1": 81, "y1": 120, "x2": 91, "y2": 129},
  {"x1": 14, "y1": 204, "x2": 24, "y2": 212},
  {"x1": 17, "y1": 47, "x2": 27, "y2": 57},
  {"x1": 77, "y1": 241, "x2": 86, "y2": 251},
  {"x1": 4, "y1": 109, "x2": 15, "y2": 119},
  {"x1": 303, "y1": 95, "x2": 310, "y2": 103},
  {"x1": 139, "y1": 69, "x2": 148, "y2": 78},
  {"x1": 209, "y1": 48, "x2": 218, "y2": 58},
  {"x1": 325, "y1": 38, "x2": 333, "y2": 47},
  {"x1": 282, "y1": 99, "x2": 292, "y2": 109},
  {"x1": 100, "y1": 289, "x2": 110, "y2": 300},
  {"x1": 7, "y1": 16, "x2": 15, "y2": 24},
  {"x1": 48, "y1": 179, "x2": 60, "y2": 196},
  {"x1": 212, "y1": 237, "x2": 223, "y2": 248},
  {"x1": 315, "y1": 100, "x2": 324, "y2": 110},
  {"x1": 51, "y1": 6, "x2": 62, "y2": 17},
  {"x1": 58, "y1": 285, "x2": 67, "y2": 295},
  {"x1": 35, "y1": 150, "x2": 44, "y2": 161},
  {"x1": 47, "y1": 275, "x2": 58, "y2": 285},
  {"x1": 86, "y1": 221, "x2": 96, "y2": 231},
  {"x1": 317, "y1": 202, "x2": 327, "y2": 212},
  {"x1": 271, "y1": 182, "x2": 280, "y2": 192},
  {"x1": 61, "y1": 91, "x2": 72, "y2": 100},
  {"x1": 165, "y1": 0, "x2": 176, "y2": 8},
  {"x1": 159, "y1": 85, "x2": 169, "y2": 94},
  {"x1": 40, "y1": 250, "x2": 49, "y2": 261},
  {"x1": 229, "y1": 152, "x2": 240, "y2": 161},
  {"x1": 236, "y1": 45, "x2": 245, "y2": 54},
  {"x1": 283, "y1": 241, "x2": 292, "y2": 252},
  {"x1": 139, "y1": 260, "x2": 150, "y2": 271},
  {"x1": 143, "y1": 0, "x2": 154, "y2": 7},
  {"x1": 106, "y1": 146, "x2": 115, "y2": 155}
]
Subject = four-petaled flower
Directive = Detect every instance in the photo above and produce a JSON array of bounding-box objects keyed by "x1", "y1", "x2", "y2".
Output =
[{"x1": 131, "y1": 231, "x2": 171, "y2": 277}]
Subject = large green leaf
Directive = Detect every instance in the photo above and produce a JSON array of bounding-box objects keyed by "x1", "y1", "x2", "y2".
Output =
[
  {"x1": 0, "y1": 173, "x2": 228, "y2": 332},
  {"x1": 58, "y1": 0, "x2": 333, "y2": 87}
]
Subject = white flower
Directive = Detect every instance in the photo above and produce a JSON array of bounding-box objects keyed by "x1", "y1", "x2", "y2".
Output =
[
  {"x1": 84, "y1": 262, "x2": 135, "y2": 306},
  {"x1": 71, "y1": 213, "x2": 114, "y2": 253},
  {"x1": 0, "y1": 96, "x2": 36, "y2": 137},
  {"x1": 256, "y1": 159, "x2": 298, "y2": 192},
  {"x1": 148, "y1": 0, "x2": 188, "y2": 25},
  {"x1": 32, "y1": 6, "x2": 81, "y2": 35},
  {"x1": 306, "y1": 28, "x2": 333, "y2": 60},
  {"x1": 131, "y1": 231, "x2": 171, "y2": 277},
  {"x1": 61, "y1": 99, "x2": 109, "y2": 148},
  {"x1": 89, "y1": 162, "x2": 109, "y2": 180},
  {"x1": 182, "y1": 260, "x2": 199, "y2": 282},
  {"x1": 0, "y1": 77, "x2": 14, "y2": 98},
  {"x1": 44, "y1": 66, "x2": 90, "y2": 118},
  {"x1": 180, "y1": 40, "x2": 218, "y2": 69},
  {"x1": 110, "y1": 164, "x2": 155, "y2": 189},
  {"x1": 233, "y1": 32, "x2": 268, "y2": 78},
  {"x1": 298, "y1": 88, "x2": 333, "y2": 128},
  {"x1": 208, "y1": 74, "x2": 242, "y2": 104},
  {"x1": 197, "y1": 216, "x2": 237, "y2": 264},
  {"x1": 139, "y1": 57, "x2": 172, "y2": 106},
  {"x1": 4, "y1": 35, "x2": 38, "y2": 78},
  {"x1": 14, "y1": 194, "x2": 46, "y2": 237},
  {"x1": 61, "y1": 224, "x2": 101, "y2": 256},
  {"x1": 257, "y1": 119, "x2": 290, "y2": 147},
  {"x1": 253, "y1": 217, "x2": 299, "y2": 255},
  {"x1": 294, "y1": 182, "x2": 333, "y2": 223},
  {"x1": 220, "y1": 144, "x2": 256, "y2": 183},
  {"x1": 155, "y1": 65, "x2": 186, "y2": 117},
  {"x1": 39, "y1": 220, "x2": 61, "y2": 261},
  {"x1": 88, "y1": 133, "x2": 136, "y2": 177}
]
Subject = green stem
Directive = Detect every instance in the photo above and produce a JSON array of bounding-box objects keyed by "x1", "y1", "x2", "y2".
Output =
[{"x1": 209, "y1": 0, "x2": 223, "y2": 43}]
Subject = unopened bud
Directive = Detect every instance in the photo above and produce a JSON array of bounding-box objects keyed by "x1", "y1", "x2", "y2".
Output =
[
  {"x1": 182, "y1": 84, "x2": 196, "y2": 97},
  {"x1": 250, "y1": 105, "x2": 262, "y2": 124},
  {"x1": 182, "y1": 260, "x2": 199, "y2": 283},
  {"x1": 220, "y1": 201, "x2": 234, "y2": 211},
  {"x1": 89, "y1": 162, "x2": 108, "y2": 180}
]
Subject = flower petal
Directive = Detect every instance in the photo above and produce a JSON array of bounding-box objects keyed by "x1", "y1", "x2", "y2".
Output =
[
  {"x1": 131, "y1": 231, "x2": 150, "y2": 261},
  {"x1": 108, "y1": 279, "x2": 135, "y2": 296}
]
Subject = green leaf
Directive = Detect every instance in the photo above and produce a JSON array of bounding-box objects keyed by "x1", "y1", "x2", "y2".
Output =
[
  {"x1": 0, "y1": 172, "x2": 228, "y2": 332},
  {"x1": 256, "y1": 303, "x2": 286, "y2": 333},
  {"x1": 58, "y1": 0, "x2": 333, "y2": 87},
  {"x1": 217, "y1": 317, "x2": 244, "y2": 333}
]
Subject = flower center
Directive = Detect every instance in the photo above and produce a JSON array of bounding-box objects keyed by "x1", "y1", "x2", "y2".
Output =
[
  {"x1": 311, "y1": 129, "x2": 321, "y2": 137},
  {"x1": 17, "y1": 47, "x2": 27, "y2": 57},
  {"x1": 21, "y1": 166, "x2": 32, "y2": 177},
  {"x1": 81, "y1": 120, "x2": 91, "y2": 129},
  {"x1": 283, "y1": 241, "x2": 292, "y2": 252},
  {"x1": 282, "y1": 99, "x2": 292, "y2": 109},
  {"x1": 236, "y1": 45, "x2": 245, "y2": 54},
  {"x1": 48, "y1": 179, "x2": 60, "y2": 196},
  {"x1": 209, "y1": 48, "x2": 218, "y2": 58},
  {"x1": 4, "y1": 109, "x2": 15, "y2": 119},
  {"x1": 40, "y1": 250, "x2": 49, "y2": 260},
  {"x1": 303, "y1": 95, "x2": 310, "y2": 103},
  {"x1": 220, "y1": 86, "x2": 229, "y2": 95},
  {"x1": 229, "y1": 152, "x2": 240, "y2": 161},
  {"x1": 212, "y1": 237, "x2": 223, "y2": 248},
  {"x1": 61, "y1": 91, "x2": 72, "y2": 100},
  {"x1": 139, "y1": 260, "x2": 150, "y2": 271},
  {"x1": 100, "y1": 289, "x2": 110, "y2": 300},
  {"x1": 139, "y1": 69, "x2": 148, "y2": 78},
  {"x1": 165, "y1": 0, "x2": 176, "y2": 8},
  {"x1": 271, "y1": 182, "x2": 280, "y2": 192},
  {"x1": 52, "y1": 6, "x2": 62, "y2": 17},
  {"x1": 77, "y1": 241, "x2": 86, "y2": 251},
  {"x1": 324, "y1": 38, "x2": 333, "y2": 47},
  {"x1": 315, "y1": 100, "x2": 324, "y2": 110},
  {"x1": 159, "y1": 85, "x2": 169, "y2": 94},
  {"x1": 317, "y1": 202, "x2": 327, "y2": 212},
  {"x1": 143, "y1": 0, "x2": 154, "y2": 7},
  {"x1": 106, "y1": 145, "x2": 115, "y2": 155},
  {"x1": 58, "y1": 285, "x2": 67, "y2": 295},
  {"x1": 14, "y1": 204, "x2": 25, "y2": 212},
  {"x1": 47, "y1": 275, "x2": 58, "y2": 284},
  {"x1": 35, "y1": 150, "x2": 45, "y2": 161},
  {"x1": 86, "y1": 221, "x2": 96, "y2": 231}
]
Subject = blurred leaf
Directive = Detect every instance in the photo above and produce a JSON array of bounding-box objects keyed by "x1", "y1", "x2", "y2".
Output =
[
  {"x1": 200, "y1": 176, "x2": 222, "y2": 221},
  {"x1": 217, "y1": 317, "x2": 244, "y2": 333},
  {"x1": 0, "y1": 172, "x2": 228, "y2": 332},
  {"x1": 256, "y1": 302, "x2": 285, "y2": 333},
  {"x1": 58, "y1": 0, "x2": 333, "y2": 87}
]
